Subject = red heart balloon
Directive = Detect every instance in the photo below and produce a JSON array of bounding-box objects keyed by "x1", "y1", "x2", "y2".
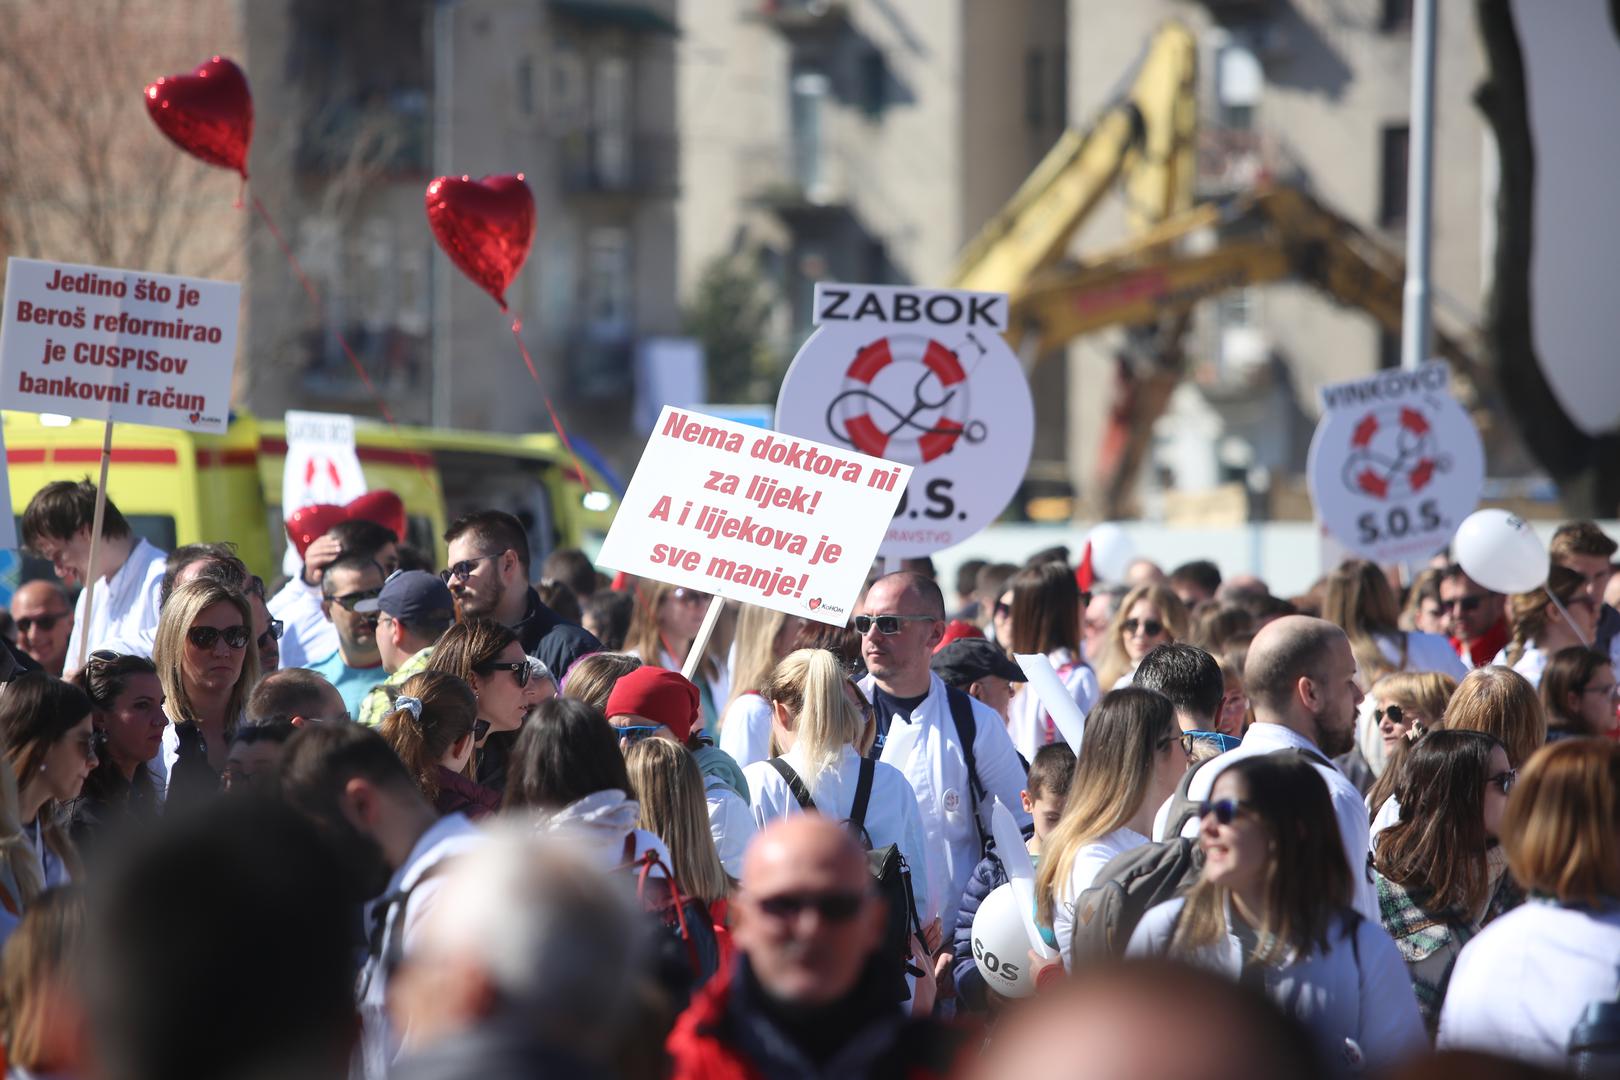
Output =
[
  {"x1": 144, "y1": 56, "x2": 253, "y2": 178},
  {"x1": 425, "y1": 174, "x2": 535, "y2": 310},
  {"x1": 284, "y1": 491, "x2": 407, "y2": 560}
]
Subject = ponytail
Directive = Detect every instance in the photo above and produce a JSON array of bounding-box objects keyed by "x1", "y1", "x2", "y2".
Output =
[
  {"x1": 376, "y1": 671, "x2": 478, "y2": 802},
  {"x1": 763, "y1": 649, "x2": 862, "y2": 793}
]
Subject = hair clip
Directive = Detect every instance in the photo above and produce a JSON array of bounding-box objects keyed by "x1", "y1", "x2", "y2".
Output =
[
  {"x1": 1404, "y1": 720, "x2": 1427, "y2": 743},
  {"x1": 395, "y1": 695, "x2": 424, "y2": 721}
]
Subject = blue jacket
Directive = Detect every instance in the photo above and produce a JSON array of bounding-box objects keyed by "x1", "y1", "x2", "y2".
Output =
[{"x1": 951, "y1": 849, "x2": 1009, "y2": 1013}]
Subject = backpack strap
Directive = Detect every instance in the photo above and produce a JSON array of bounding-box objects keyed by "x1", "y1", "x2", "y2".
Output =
[
  {"x1": 767, "y1": 758, "x2": 816, "y2": 813},
  {"x1": 1163, "y1": 760, "x2": 1208, "y2": 839},
  {"x1": 848, "y1": 757, "x2": 876, "y2": 846},
  {"x1": 945, "y1": 685, "x2": 988, "y2": 853}
]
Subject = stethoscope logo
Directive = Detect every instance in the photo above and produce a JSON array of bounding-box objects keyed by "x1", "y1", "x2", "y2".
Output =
[
  {"x1": 824, "y1": 332, "x2": 990, "y2": 463},
  {"x1": 1340, "y1": 404, "x2": 1450, "y2": 501}
]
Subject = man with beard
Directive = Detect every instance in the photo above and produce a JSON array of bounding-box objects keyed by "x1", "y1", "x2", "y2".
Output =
[
  {"x1": 279, "y1": 722, "x2": 484, "y2": 1080},
  {"x1": 1150, "y1": 615, "x2": 1377, "y2": 920}
]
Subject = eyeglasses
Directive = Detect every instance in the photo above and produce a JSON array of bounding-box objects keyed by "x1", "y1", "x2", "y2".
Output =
[
  {"x1": 440, "y1": 551, "x2": 506, "y2": 584},
  {"x1": 613, "y1": 724, "x2": 661, "y2": 745},
  {"x1": 15, "y1": 613, "x2": 66, "y2": 634},
  {"x1": 1198, "y1": 798, "x2": 1253, "y2": 825},
  {"x1": 330, "y1": 588, "x2": 382, "y2": 612},
  {"x1": 258, "y1": 619, "x2": 284, "y2": 649},
  {"x1": 993, "y1": 600, "x2": 1011, "y2": 618},
  {"x1": 1487, "y1": 769, "x2": 1518, "y2": 796},
  {"x1": 476, "y1": 661, "x2": 531, "y2": 689},
  {"x1": 670, "y1": 588, "x2": 709, "y2": 604},
  {"x1": 1374, "y1": 705, "x2": 1405, "y2": 726},
  {"x1": 186, "y1": 625, "x2": 250, "y2": 650},
  {"x1": 1441, "y1": 595, "x2": 1484, "y2": 613},
  {"x1": 755, "y1": 890, "x2": 865, "y2": 923},
  {"x1": 1180, "y1": 731, "x2": 1242, "y2": 756},
  {"x1": 1582, "y1": 682, "x2": 1620, "y2": 701},
  {"x1": 854, "y1": 614, "x2": 936, "y2": 636},
  {"x1": 1122, "y1": 618, "x2": 1165, "y2": 637},
  {"x1": 1155, "y1": 734, "x2": 1183, "y2": 757}
]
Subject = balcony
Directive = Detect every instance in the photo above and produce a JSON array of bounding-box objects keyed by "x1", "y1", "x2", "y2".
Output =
[
  {"x1": 737, "y1": 141, "x2": 862, "y2": 216},
  {"x1": 296, "y1": 93, "x2": 430, "y2": 178},
  {"x1": 556, "y1": 130, "x2": 679, "y2": 197},
  {"x1": 548, "y1": 0, "x2": 679, "y2": 36},
  {"x1": 752, "y1": 0, "x2": 851, "y2": 37}
]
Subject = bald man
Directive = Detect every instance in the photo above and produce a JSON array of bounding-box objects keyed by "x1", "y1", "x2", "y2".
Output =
[
  {"x1": 666, "y1": 817, "x2": 959, "y2": 1080},
  {"x1": 1151, "y1": 615, "x2": 1378, "y2": 920},
  {"x1": 12, "y1": 580, "x2": 73, "y2": 676}
]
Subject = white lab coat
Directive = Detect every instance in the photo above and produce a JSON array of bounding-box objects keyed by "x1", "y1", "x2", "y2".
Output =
[
  {"x1": 1129, "y1": 897, "x2": 1426, "y2": 1072},
  {"x1": 859, "y1": 672, "x2": 1031, "y2": 936},
  {"x1": 268, "y1": 576, "x2": 337, "y2": 672},
  {"x1": 744, "y1": 744, "x2": 934, "y2": 922},
  {"x1": 1053, "y1": 826, "x2": 1149, "y2": 970},
  {"x1": 1151, "y1": 722, "x2": 1379, "y2": 923},
  {"x1": 1005, "y1": 647, "x2": 1097, "y2": 763},
  {"x1": 705, "y1": 775, "x2": 755, "y2": 878},
  {"x1": 1438, "y1": 899, "x2": 1620, "y2": 1068},
  {"x1": 718, "y1": 692, "x2": 774, "y2": 768},
  {"x1": 63, "y1": 537, "x2": 166, "y2": 670}
]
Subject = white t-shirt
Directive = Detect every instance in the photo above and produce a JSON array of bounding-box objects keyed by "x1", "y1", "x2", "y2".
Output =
[
  {"x1": 64, "y1": 537, "x2": 166, "y2": 672},
  {"x1": 1052, "y1": 826, "x2": 1149, "y2": 970},
  {"x1": 705, "y1": 775, "x2": 755, "y2": 878},
  {"x1": 1439, "y1": 900, "x2": 1620, "y2": 1067},
  {"x1": 718, "y1": 692, "x2": 774, "y2": 769}
]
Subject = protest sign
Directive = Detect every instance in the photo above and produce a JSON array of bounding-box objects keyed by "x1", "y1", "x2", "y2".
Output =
[
  {"x1": 283, "y1": 411, "x2": 367, "y2": 516},
  {"x1": 774, "y1": 283, "x2": 1034, "y2": 557},
  {"x1": 596, "y1": 406, "x2": 911, "y2": 627},
  {"x1": 0, "y1": 257, "x2": 239, "y2": 434},
  {"x1": 1307, "y1": 361, "x2": 1484, "y2": 565}
]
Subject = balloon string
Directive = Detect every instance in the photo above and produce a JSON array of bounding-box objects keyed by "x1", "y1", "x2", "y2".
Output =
[
  {"x1": 247, "y1": 194, "x2": 439, "y2": 498},
  {"x1": 509, "y1": 318, "x2": 592, "y2": 492}
]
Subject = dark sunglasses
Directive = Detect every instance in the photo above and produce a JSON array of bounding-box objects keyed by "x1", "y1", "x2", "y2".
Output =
[
  {"x1": 1488, "y1": 769, "x2": 1517, "y2": 796},
  {"x1": 258, "y1": 619, "x2": 284, "y2": 649},
  {"x1": 1198, "y1": 798, "x2": 1253, "y2": 825},
  {"x1": 993, "y1": 600, "x2": 1011, "y2": 618},
  {"x1": 1374, "y1": 704, "x2": 1405, "y2": 726},
  {"x1": 1180, "y1": 731, "x2": 1242, "y2": 756},
  {"x1": 476, "y1": 661, "x2": 531, "y2": 689},
  {"x1": 15, "y1": 613, "x2": 66, "y2": 634},
  {"x1": 440, "y1": 551, "x2": 506, "y2": 584},
  {"x1": 1123, "y1": 618, "x2": 1165, "y2": 637},
  {"x1": 330, "y1": 588, "x2": 382, "y2": 612},
  {"x1": 186, "y1": 625, "x2": 250, "y2": 650},
  {"x1": 614, "y1": 724, "x2": 662, "y2": 745},
  {"x1": 1442, "y1": 595, "x2": 1484, "y2": 613},
  {"x1": 755, "y1": 890, "x2": 865, "y2": 922},
  {"x1": 854, "y1": 614, "x2": 936, "y2": 636}
]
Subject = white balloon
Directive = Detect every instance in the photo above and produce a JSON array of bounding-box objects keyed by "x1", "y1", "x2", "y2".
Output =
[
  {"x1": 1453, "y1": 509, "x2": 1548, "y2": 595},
  {"x1": 1086, "y1": 522, "x2": 1135, "y2": 582},
  {"x1": 971, "y1": 883, "x2": 1038, "y2": 998}
]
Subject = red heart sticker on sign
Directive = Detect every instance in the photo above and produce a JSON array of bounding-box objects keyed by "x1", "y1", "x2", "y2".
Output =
[
  {"x1": 424, "y1": 174, "x2": 536, "y2": 311},
  {"x1": 188, "y1": 412, "x2": 201, "y2": 424},
  {"x1": 284, "y1": 490, "x2": 407, "y2": 559},
  {"x1": 808, "y1": 598, "x2": 822, "y2": 610}
]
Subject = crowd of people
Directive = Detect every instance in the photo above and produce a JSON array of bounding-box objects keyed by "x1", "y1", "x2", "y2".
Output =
[{"x1": 0, "y1": 476, "x2": 1614, "y2": 1078}]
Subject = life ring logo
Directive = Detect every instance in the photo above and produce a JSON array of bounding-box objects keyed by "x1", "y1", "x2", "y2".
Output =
[
  {"x1": 824, "y1": 333, "x2": 988, "y2": 464},
  {"x1": 1340, "y1": 405, "x2": 1450, "y2": 501}
]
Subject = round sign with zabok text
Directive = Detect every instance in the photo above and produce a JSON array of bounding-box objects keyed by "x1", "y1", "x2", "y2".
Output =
[
  {"x1": 1307, "y1": 360, "x2": 1484, "y2": 565},
  {"x1": 775, "y1": 283, "x2": 1034, "y2": 558}
]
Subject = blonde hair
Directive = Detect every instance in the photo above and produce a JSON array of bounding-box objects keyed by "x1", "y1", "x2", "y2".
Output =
[
  {"x1": 726, "y1": 604, "x2": 792, "y2": 712},
  {"x1": 1502, "y1": 738, "x2": 1620, "y2": 906},
  {"x1": 1036, "y1": 688, "x2": 1177, "y2": 925},
  {"x1": 1504, "y1": 565, "x2": 1583, "y2": 666},
  {"x1": 377, "y1": 671, "x2": 478, "y2": 802},
  {"x1": 762, "y1": 649, "x2": 862, "y2": 791},
  {"x1": 1321, "y1": 560, "x2": 1405, "y2": 684},
  {"x1": 1096, "y1": 584, "x2": 1189, "y2": 690},
  {"x1": 1362, "y1": 669, "x2": 1460, "y2": 809},
  {"x1": 153, "y1": 579, "x2": 259, "y2": 740},
  {"x1": 624, "y1": 739, "x2": 730, "y2": 904},
  {"x1": 0, "y1": 886, "x2": 82, "y2": 1071},
  {"x1": 561, "y1": 652, "x2": 643, "y2": 711},
  {"x1": 0, "y1": 759, "x2": 41, "y2": 909},
  {"x1": 1442, "y1": 665, "x2": 1546, "y2": 767}
]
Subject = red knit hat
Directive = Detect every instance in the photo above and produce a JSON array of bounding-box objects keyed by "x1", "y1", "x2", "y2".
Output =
[{"x1": 604, "y1": 666, "x2": 700, "y2": 742}]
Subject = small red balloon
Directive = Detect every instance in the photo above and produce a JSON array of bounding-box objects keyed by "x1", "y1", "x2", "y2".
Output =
[
  {"x1": 284, "y1": 491, "x2": 406, "y2": 560},
  {"x1": 425, "y1": 174, "x2": 536, "y2": 310},
  {"x1": 144, "y1": 55, "x2": 253, "y2": 178}
]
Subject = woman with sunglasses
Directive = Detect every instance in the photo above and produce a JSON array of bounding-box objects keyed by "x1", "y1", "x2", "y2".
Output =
[
  {"x1": 1323, "y1": 561, "x2": 1467, "y2": 690},
  {"x1": 1371, "y1": 730, "x2": 1519, "y2": 1035},
  {"x1": 1094, "y1": 584, "x2": 1189, "y2": 691},
  {"x1": 1346, "y1": 670, "x2": 1457, "y2": 800},
  {"x1": 719, "y1": 604, "x2": 808, "y2": 768},
  {"x1": 427, "y1": 618, "x2": 534, "y2": 792},
  {"x1": 1439, "y1": 739, "x2": 1620, "y2": 1066},
  {"x1": 378, "y1": 670, "x2": 500, "y2": 820},
  {"x1": 1129, "y1": 754, "x2": 1425, "y2": 1071},
  {"x1": 1002, "y1": 562, "x2": 1101, "y2": 763},
  {"x1": 153, "y1": 578, "x2": 260, "y2": 807},
  {"x1": 0, "y1": 674, "x2": 97, "y2": 912},
  {"x1": 67, "y1": 652, "x2": 164, "y2": 855},
  {"x1": 1540, "y1": 645, "x2": 1619, "y2": 740},
  {"x1": 1493, "y1": 564, "x2": 1597, "y2": 689},
  {"x1": 624, "y1": 581, "x2": 730, "y2": 733},
  {"x1": 1036, "y1": 687, "x2": 1188, "y2": 970},
  {"x1": 245, "y1": 575, "x2": 282, "y2": 675}
]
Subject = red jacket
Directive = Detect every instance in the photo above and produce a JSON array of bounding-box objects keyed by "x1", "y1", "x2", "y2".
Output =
[{"x1": 666, "y1": 961, "x2": 960, "y2": 1080}]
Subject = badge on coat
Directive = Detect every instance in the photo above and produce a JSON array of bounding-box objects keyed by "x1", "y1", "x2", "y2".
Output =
[{"x1": 943, "y1": 788, "x2": 961, "y2": 813}]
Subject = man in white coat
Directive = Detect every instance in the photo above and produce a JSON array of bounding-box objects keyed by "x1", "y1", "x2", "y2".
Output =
[
  {"x1": 857, "y1": 572, "x2": 1030, "y2": 939},
  {"x1": 1152, "y1": 615, "x2": 1379, "y2": 921}
]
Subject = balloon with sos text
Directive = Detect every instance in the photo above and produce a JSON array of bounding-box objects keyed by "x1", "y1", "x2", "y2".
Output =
[
  {"x1": 971, "y1": 884, "x2": 1038, "y2": 999},
  {"x1": 144, "y1": 56, "x2": 254, "y2": 178},
  {"x1": 424, "y1": 174, "x2": 536, "y2": 311},
  {"x1": 1453, "y1": 508, "x2": 1549, "y2": 596}
]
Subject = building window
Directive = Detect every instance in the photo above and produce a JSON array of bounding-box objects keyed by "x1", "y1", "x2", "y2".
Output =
[
  {"x1": 516, "y1": 57, "x2": 535, "y2": 116},
  {"x1": 790, "y1": 67, "x2": 829, "y2": 195},
  {"x1": 1379, "y1": 329, "x2": 1402, "y2": 370},
  {"x1": 860, "y1": 48, "x2": 886, "y2": 117},
  {"x1": 1379, "y1": 0, "x2": 1413, "y2": 32},
  {"x1": 548, "y1": 47, "x2": 586, "y2": 128},
  {"x1": 585, "y1": 227, "x2": 631, "y2": 338},
  {"x1": 1053, "y1": 46, "x2": 1069, "y2": 128},
  {"x1": 1379, "y1": 123, "x2": 1410, "y2": 226},
  {"x1": 594, "y1": 56, "x2": 631, "y2": 188},
  {"x1": 1216, "y1": 44, "x2": 1262, "y2": 131},
  {"x1": 1024, "y1": 50, "x2": 1046, "y2": 128}
]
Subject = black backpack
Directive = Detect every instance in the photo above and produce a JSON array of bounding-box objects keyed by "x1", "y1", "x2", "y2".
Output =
[
  {"x1": 619, "y1": 835, "x2": 721, "y2": 1006},
  {"x1": 769, "y1": 756, "x2": 923, "y2": 1000}
]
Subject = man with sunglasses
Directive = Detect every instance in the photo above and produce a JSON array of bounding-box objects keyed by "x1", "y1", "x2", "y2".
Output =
[
  {"x1": 271, "y1": 519, "x2": 399, "y2": 671},
  {"x1": 1438, "y1": 565, "x2": 1507, "y2": 669},
  {"x1": 309, "y1": 555, "x2": 387, "y2": 721},
  {"x1": 11, "y1": 580, "x2": 73, "y2": 676},
  {"x1": 667, "y1": 816, "x2": 957, "y2": 1079},
  {"x1": 857, "y1": 573, "x2": 1029, "y2": 947}
]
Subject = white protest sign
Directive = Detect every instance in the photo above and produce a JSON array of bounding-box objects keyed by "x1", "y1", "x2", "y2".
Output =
[
  {"x1": 775, "y1": 283, "x2": 1034, "y2": 557},
  {"x1": 597, "y1": 406, "x2": 911, "y2": 626},
  {"x1": 282, "y1": 410, "x2": 367, "y2": 515},
  {"x1": 0, "y1": 425, "x2": 16, "y2": 551},
  {"x1": 0, "y1": 258, "x2": 239, "y2": 433},
  {"x1": 1307, "y1": 361, "x2": 1484, "y2": 565}
]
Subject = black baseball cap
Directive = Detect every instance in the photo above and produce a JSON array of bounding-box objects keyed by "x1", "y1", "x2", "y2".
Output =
[
  {"x1": 931, "y1": 638, "x2": 1023, "y2": 689},
  {"x1": 354, "y1": 570, "x2": 454, "y2": 623}
]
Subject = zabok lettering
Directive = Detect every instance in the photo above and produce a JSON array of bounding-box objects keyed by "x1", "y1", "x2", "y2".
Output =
[{"x1": 815, "y1": 285, "x2": 1006, "y2": 330}]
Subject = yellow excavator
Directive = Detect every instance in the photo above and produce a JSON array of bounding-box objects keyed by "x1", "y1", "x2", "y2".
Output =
[{"x1": 952, "y1": 21, "x2": 1486, "y2": 517}]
